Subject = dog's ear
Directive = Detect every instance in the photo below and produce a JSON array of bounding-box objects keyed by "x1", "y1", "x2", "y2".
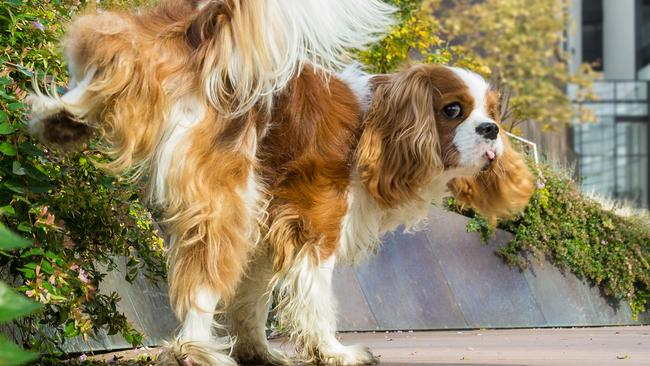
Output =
[
  {"x1": 448, "y1": 134, "x2": 535, "y2": 224},
  {"x1": 357, "y1": 65, "x2": 443, "y2": 207}
]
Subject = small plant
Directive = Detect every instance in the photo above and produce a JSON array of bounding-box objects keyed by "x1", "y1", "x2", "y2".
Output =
[{"x1": 0, "y1": 225, "x2": 41, "y2": 366}]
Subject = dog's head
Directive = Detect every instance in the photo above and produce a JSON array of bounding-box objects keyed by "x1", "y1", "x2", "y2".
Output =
[{"x1": 357, "y1": 64, "x2": 534, "y2": 219}]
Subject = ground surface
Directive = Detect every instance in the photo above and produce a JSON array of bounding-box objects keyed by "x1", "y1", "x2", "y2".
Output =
[{"x1": 87, "y1": 326, "x2": 649, "y2": 366}]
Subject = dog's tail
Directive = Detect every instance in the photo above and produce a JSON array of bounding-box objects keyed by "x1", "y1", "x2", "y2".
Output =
[{"x1": 191, "y1": 0, "x2": 396, "y2": 117}]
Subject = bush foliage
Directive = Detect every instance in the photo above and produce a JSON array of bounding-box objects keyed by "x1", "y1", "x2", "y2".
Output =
[
  {"x1": 452, "y1": 162, "x2": 650, "y2": 317},
  {"x1": 0, "y1": 0, "x2": 164, "y2": 357},
  {"x1": 498, "y1": 165, "x2": 650, "y2": 316},
  {"x1": 0, "y1": 225, "x2": 41, "y2": 366}
]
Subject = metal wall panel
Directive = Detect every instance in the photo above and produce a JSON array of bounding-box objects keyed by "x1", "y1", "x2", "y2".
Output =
[
  {"x1": 42, "y1": 208, "x2": 647, "y2": 352},
  {"x1": 352, "y1": 231, "x2": 467, "y2": 330}
]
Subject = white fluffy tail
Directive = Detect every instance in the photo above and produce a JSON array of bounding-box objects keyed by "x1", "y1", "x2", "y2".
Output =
[
  {"x1": 196, "y1": 0, "x2": 396, "y2": 117},
  {"x1": 277, "y1": 0, "x2": 396, "y2": 67}
]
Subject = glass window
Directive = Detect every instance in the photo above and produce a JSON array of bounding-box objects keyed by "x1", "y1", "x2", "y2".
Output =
[
  {"x1": 582, "y1": 0, "x2": 603, "y2": 71},
  {"x1": 616, "y1": 103, "x2": 648, "y2": 116},
  {"x1": 573, "y1": 80, "x2": 649, "y2": 208},
  {"x1": 576, "y1": 118, "x2": 615, "y2": 156},
  {"x1": 616, "y1": 156, "x2": 648, "y2": 208},
  {"x1": 580, "y1": 156, "x2": 616, "y2": 198},
  {"x1": 592, "y1": 81, "x2": 614, "y2": 100},
  {"x1": 582, "y1": 102, "x2": 615, "y2": 116},
  {"x1": 638, "y1": 0, "x2": 650, "y2": 75},
  {"x1": 616, "y1": 82, "x2": 647, "y2": 101},
  {"x1": 616, "y1": 122, "x2": 648, "y2": 155}
]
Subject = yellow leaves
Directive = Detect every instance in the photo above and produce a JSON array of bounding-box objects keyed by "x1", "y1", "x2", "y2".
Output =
[
  {"x1": 430, "y1": 0, "x2": 596, "y2": 131},
  {"x1": 359, "y1": 0, "x2": 447, "y2": 73}
]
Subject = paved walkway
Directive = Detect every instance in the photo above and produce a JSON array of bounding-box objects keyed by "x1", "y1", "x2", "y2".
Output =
[
  {"x1": 271, "y1": 326, "x2": 648, "y2": 366},
  {"x1": 90, "y1": 326, "x2": 649, "y2": 365}
]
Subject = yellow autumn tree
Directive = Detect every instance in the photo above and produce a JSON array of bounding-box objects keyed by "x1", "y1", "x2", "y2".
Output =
[
  {"x1": 432, "y1": 0, "x2": 596, "y2": 131},
  {"x1": 359, "y1": 0, "x2": 486, "y2": 75}
]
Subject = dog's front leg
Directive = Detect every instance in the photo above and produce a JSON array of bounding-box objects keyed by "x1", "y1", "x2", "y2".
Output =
[{"x1": 277, "y1": 254, "x2": 377, "y2": 366}]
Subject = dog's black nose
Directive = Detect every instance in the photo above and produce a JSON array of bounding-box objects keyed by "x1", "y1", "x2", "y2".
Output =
[{"x1": 476, "y1": 122, "x2": 499, "y2": 140}]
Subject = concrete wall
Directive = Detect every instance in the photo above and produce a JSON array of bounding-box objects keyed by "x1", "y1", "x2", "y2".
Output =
[
  {"x1": 334, "y1": 207, "x2": 647, "y2": 331},
  {"x1": 47, "y1": 208, "x2": 647, "y2": 352},
  {"x1": 603, "y1": 0, "x2": 636, "y2": 79}
]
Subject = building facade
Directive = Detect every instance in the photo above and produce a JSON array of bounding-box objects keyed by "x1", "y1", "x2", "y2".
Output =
[{"x1": 569, "y1": 0, "x2": 650, "y2": 208}]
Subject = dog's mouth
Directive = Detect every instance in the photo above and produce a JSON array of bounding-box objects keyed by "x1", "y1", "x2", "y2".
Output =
[{"x1": 480, "y1": 149, "x2": 497, "y2": 171}]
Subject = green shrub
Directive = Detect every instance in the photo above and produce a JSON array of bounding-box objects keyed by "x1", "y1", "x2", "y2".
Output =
[
  {"x1": 0, "y1": 225, "x2": 41, "y2": 366},
  {"x1": 452, "y1": 162, "x2": 650, "y2": 317},
  {"x1": 0, "y1": 0, "x2": 164, "y2": 355}
]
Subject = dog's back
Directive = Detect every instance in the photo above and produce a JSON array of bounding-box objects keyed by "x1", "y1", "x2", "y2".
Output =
[{"x1": 28, "y1": 1, "x2": 397, "y2": 365}]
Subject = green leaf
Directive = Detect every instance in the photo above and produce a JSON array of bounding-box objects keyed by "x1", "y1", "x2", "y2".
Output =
[
  {"x1": 0, "y1": 336, "x2": 39, "y2": 366},
  {"x1": 64, "y1": 320, "x2": 79, "y2": 338},
  {"x1": 23, "y1": 164, "x2": 49, "y2": 183},
  {"x1": 0, "y1": 142, "x2": 17, "y2": 156},
  {"x1": 3, "y1": 0, "x2": 24, "y2": 8},
  {"x1": 12, "y1": 161, "x2": 26, "y2": 176},
  {"x1": 20, "y1": 247, "x2": 44, "y2": 258},
  {"x1": 7, "y1": 102, "x2": 24, "y2": 111},
  {"x1": 26, "y1": 180, "x2": 53, "y2": 193},
  {"x1": 16, "y1": 268, "x2": 35, "y2": 280},
  {"x1": 0, "y1": 205, "x2": 16, "y2": 216},
  {"x1": 0, "y1": 225, "x2": 31, "y2": 250},
  {"x1": 17, "y1": 222, "x2": 32, "y2": 233},
  {"x1": 0, "y1": 122, "x2": 15, "y2": 135},
  {"x1": 0, "y1": 112, "x2": 15, "y2": 135},
  {"x1": 0, "y1": 282, "x2": 41, "y2": 323},
  {"x1": 3, "y1": 181, "x2": 24, "y2": 194},
  {"x1": 18, "y1": 141, "x2": 45, "y2": 157}
]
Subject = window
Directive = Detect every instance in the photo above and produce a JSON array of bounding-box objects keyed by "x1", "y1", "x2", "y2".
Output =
[
  {"x1": 582, "y1": 0, "x2": 603, "y2": 71},
  {"x1": 574, "y1": 81, "x2": 649, "y2": 208},
  {"x1": 637, "y1": 0, "x2": 650, "y2": 78}
]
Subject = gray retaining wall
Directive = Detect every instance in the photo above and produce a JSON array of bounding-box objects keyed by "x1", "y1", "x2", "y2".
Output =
[{"x1": 31, "y1": 208, "x2": 647, "y2": 352}]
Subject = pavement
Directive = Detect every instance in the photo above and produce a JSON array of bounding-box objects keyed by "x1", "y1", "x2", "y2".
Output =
[
  {"x1": 90, "y1": 326, "x2": 650, "y2": 366},
  {"x1": 296, "y1": 326, "x2": 650, "y2": 366}
]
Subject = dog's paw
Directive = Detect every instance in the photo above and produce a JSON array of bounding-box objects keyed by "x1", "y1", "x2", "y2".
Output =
[
  {"x1": 157, "y1": 340, "x2": 238, "y2": 366},
  {"x1": 318, "y1": 344, "x2": 377, "y2": 366},
  {"x1": 235, "y1": 347, "x2": 291, "y2": 366}
]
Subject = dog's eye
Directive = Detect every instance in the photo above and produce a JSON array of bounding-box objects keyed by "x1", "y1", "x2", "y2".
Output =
[{"x1": 443, "y1": 103, "x2": 462, "y2": 119}]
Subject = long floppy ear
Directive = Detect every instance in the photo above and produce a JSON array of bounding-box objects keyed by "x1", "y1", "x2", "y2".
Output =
[
  {"x1": 357, "y1": 65, "x2": 443, "y2": 207},
  {"x1": 448, "y1": 134, "x2": 535, "y2": 223}
]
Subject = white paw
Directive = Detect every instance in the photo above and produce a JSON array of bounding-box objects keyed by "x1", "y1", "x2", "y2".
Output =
[
  {"x1": 319, "y1": 344, "x2": 377, "y2": 366},
  {"x1": 158, "y1": 340, "x2": 238, "y2": 366}
]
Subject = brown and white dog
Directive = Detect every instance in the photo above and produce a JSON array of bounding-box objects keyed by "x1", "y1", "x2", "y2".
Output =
[{"x1": 28, "y1": 1, "x2": 534, "y2": 365}]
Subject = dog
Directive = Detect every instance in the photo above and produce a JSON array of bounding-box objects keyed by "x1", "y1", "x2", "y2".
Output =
[{"x1": 28, "y1": 1, "x2": 534, "y2": 365}]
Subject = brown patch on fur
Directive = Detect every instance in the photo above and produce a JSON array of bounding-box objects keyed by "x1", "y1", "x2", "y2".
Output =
[
  {"x1": 165, "y1": 105, "x2": 266, "y2": 317},
  {"x1": 486, "y1": 90, "x2": 501, "y2": 121},
  {"x1": 40, "y1": 111, "x2": 94, "y2": 147},
  {"x1": 186, "y1": 1, "x2": 233, "y2": 49},
  {"x1": 357, "y1": 64, "x2": 476, "y2": 207},
  {"x1": 63, "y1": 3, "x2": 198, "y2": 175},
  {"x1": 260, "y1": 65, "x2": 360, "y2": 271}
]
